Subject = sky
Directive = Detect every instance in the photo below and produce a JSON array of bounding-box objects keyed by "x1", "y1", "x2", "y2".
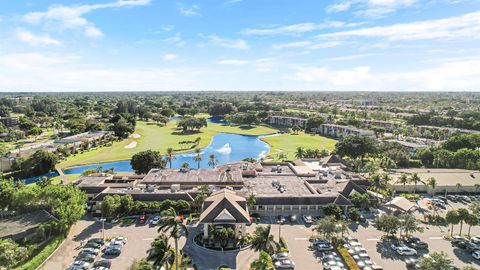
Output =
[{"x1": 0, "y1": 0, "x2": 480, "y2": 92}]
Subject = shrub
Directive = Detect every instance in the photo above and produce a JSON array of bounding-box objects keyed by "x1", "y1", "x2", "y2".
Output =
[
  {"x1": 15, "y1": 236, "x2": 64, "y2": 270},
  {"x1": 337, "y1": 246, "x2": 361, "y2": 270}
]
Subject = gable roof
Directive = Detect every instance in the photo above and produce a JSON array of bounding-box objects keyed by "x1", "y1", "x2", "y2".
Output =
[
  {"x1": 199, "y1": 189, "x2": 250, "y2": 224},
  {"x1": 385, "y1": 196, "x2": 418, "y2": 212},
  {"x1": 336, "y1": 180, "x2": 367, "y2": 197},
  {"x1": 334, "y1": 194, "x2": 353, "y2": 206}
]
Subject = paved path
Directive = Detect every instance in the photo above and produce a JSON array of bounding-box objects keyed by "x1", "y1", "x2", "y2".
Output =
[
  {"x1": 183, "y1": 225, "x2": 257, "y2": 270},
  {"x1": 55, "y1": 166, "x2": 68, "y2": 184}
]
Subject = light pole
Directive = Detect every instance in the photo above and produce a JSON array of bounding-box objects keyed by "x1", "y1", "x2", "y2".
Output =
[{"x1": 100, "y1": 217, "x2": 106, "y2": 242}]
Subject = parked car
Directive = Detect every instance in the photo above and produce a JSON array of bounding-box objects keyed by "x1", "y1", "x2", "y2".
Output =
[
  {"x1": 472, "y1": 251, "x2": 480, "y2": 260},
  {"x1": 85, "y1": 242, "x2": 102, "y2": 249},
  {"x1": 76, "y1": 253, "x2": 96, "y2": 263},
  {"x1": 406, "y1": 237, "x2": 429, "y2": 249},
  {"x1": 452, "y1": 240, "x2": 467, "y2": 249},
  {"x1": 302, "y1": 215, "x2": 313, "y2": 224},
  {"x1": 138, "y1": 215, "x2": 146, "y2": 224},
  {"x1": 104, "y1": 244, "x2": 122, "y2": 255},
  {"x1": 471, "y1": 236, "x2": 480, "y2": 244},
  {"x1": 277, "y1": 215, "x2": 286, "y2": 224},
  {"x1": 447, "y1": 195, "x2": 457, "y2": 202},
  {"x1": 93, "y1": 259, "x2": 112, "y2": 269},
  {"x1": 150, "y1": 215, "x2": 160, "y2": 225},
  {"x1": 88, "y1": 238, "x2": 105, "y2": 245},
  {"x1": 451, "y1": 236, "x2": 467, "y2": 244},
  {"x1": 323, "y1": 260, "x2": 345, "y2": 269},
  {"x1": 68, "y1": 261, "x2": 90, "y2": 270},
  {"x1": 289, "y1": 215, "x2": 297, "y2": 223},
  {"x1": 274, "y1": 259, "x2": 295, "y2": 269},
  {"x1": 272, "y1": 252, "x2": 289, "y2": 261},
  {"x1": 465, "y1": 241, "x2": 480, "y2": 251},
  {"x1": 92, "y1": 267, "x2": 109, "y2": 270},
  {"x1": 396, "y1": 246, "x2": 417, "y2": 256},
  {"x1": 81, "y1": 247, "x2": 100, "y2": 255},
  {"x1": 114, "y1": 236, "x2": 128, "y2": 245},
  {"x1": 316, "y1": 243, "x2": 334, "y2": 251}
]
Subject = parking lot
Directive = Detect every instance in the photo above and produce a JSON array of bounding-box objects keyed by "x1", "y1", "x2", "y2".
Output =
[
  {"x1": 40, "y1": 217, "x2": 163, "y2": 270},
  {"x1": 42, "y1": 208, "x2": 480, "y2": 270}
]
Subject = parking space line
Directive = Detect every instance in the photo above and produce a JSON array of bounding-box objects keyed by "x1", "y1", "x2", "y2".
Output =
[
  {"x1": 367, "y1": 238, "x2": 380, "y2": 241},
  {"x1": 142, "y1": 238, "x2": 154, "y2": 241},
  {"x1": 428, "y1": 237, "x2": 443, "y2": 240},
  {"x1": 294, "y1": 237, "x2": 309, "y2": 240}
]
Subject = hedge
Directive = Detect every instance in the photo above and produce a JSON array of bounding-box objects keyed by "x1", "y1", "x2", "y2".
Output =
[
  {"x1": 337, "y1": 246, "x2": 361, "y2": 270},
  {"x1": 15, "y1": 236, "x2": 64, "y2": 270}
]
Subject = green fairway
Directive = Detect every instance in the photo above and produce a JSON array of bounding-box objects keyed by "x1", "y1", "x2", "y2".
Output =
[
  {"x1": 262, "y1": 132, "x2": 337, "y2": 160},
  {"x1": 58, "y1": 120, "x2": 278, "y2": 169}
]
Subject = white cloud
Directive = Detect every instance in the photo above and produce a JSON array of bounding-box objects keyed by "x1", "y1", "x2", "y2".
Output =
[
  {"x1": 242, "y1": 21, "x2": 350, "y2": 36},
  {"x1": 326, "y1": 0, "x2": 417, "y2": 17},
  {"x1": 316, "y1": 11, "x2": 480, "y2": 41},
  {"x1": 22, "y1": 0, "x2": 150, "y2": 38},
  {"x1": 272, "y1": 41, "x2": 342, "y2": 50},
  {"x1": 16, "y1": 29, "x2": 61, "y2": 46},
  {"x1": 162, "y1": 54, "x2": 177, "y2": 61},
  {"x1": 162, "y1": 33, "x2": 186, "y2": 46},
  {"x1": 217, "y1": 58, "x2": 277, "y2": 72},
  {"x1": 208, "y1": 35, "x2": 249, "y2": 50},
  {"x1": 291, "y1": 57, "x2": 480, "y2": 91},
  {"x1": 217, "y1": 59, "x2": 251, "y2": 65},
  {"x1": 179, "y1": 5, "x2": 201, "y2": 16}
]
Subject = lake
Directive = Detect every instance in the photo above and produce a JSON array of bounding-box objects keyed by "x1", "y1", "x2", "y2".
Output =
[{"x1": 63, "y1": 133, "x2": 270, "y2": 174}]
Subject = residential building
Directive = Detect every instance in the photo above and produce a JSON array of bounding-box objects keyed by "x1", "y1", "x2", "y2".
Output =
[
  {"x1": 267, "y1": 116, "x2": 307, "y2": 128},
  {"x1": 0, "y1": 117, "x2": 19, "y2": 127},
  {"x1": 316, "y1": 124, "x2": 375, "y2": 138}
]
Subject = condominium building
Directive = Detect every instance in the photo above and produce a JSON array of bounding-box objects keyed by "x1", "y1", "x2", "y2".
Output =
[{"x1": 316, "y1": 124, "x2": 375, "y2": 139}]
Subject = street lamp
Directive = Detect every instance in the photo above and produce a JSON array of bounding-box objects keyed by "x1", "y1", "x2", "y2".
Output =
[{"x1": 100, "y1": 217, "x2": 106, "y2": 242}]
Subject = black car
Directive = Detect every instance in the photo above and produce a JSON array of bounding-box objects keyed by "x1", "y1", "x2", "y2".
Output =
[
  {"x1": 277, "y1": 215, "x2": 286, "y2": 224},
  {"x1": 452, "y1": 240, "x2": 467, "y2": 249},
  {"x1": 406, "y1": 237, "x2": 429, "y2": 249},
  {"x1": 85, "y1": 242, "x2": 102, "y2": 249},
  {"x1": 93, "y1": 259, "x2": 112, "y2": 268},
  {"x1": 88, "y1": 238, "x2": 105, "y2": 245}
]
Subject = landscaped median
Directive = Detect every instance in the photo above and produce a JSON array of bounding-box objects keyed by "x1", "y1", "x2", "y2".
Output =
[
  {"x1": 15, "y1": 236, "x2": 64, "y2": 270},
  {"x1": 337, "y1": 245, "x2": 361, "y2": 270}
]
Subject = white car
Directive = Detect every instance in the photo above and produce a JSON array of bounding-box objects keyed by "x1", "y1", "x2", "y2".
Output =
[
  {"x1": 274, "y1": 259, "x2": 295, "y2": 269},
  {"x1": 150, "y1": 216, "x2": 160, "y2": 225},
  {"x1": 115, "y1": 236, "x2": 128, "y2": 244},
  {"x1": 396, "y1": 246, "x2": 417, "y2": 256},
  {"x1": 302, "y1": 215, "x2": 313, "y2": 224},
  {"x1": 271, "y1": 252, "x2": 289, "y2": 261},
  {"x1": 473, "y1": 251, "x2": 480, "y2": 260}
]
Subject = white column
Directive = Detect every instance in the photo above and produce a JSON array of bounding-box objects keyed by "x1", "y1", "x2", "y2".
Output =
[{"x1": 203, "y1": 223, "x2": 209, "y2": 239}]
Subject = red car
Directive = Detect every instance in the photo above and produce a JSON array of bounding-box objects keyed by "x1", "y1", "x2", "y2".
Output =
[{"x1": 139, "y1": 215, "x2": 146, "y2": 224}]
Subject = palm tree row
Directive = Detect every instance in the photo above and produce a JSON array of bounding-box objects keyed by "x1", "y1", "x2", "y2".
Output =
[
  {"x1": 446, "y1": 208, "x2": 479, "y2": 237},
  {"x1": 294, "y1": 147, "x2": 330, "y2": 159}
]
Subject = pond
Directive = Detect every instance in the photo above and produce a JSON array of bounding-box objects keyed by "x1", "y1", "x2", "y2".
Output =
[{"x1": 63, "y1": 133, "x2": 270, "y2": 175}]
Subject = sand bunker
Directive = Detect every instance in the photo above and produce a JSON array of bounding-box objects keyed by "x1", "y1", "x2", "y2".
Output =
[
  {"x1": 125, "y1": 141, "x2": 137, "y2": 149},
  {"x1": 131, "y1": 133, "x2": 141, "y2": 138}
]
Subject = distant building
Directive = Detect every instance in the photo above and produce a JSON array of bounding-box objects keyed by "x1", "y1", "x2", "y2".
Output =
[
  {"x1": 0, "y1": 117, "x2": 19, "y2": 127},
  {"x1": 267, "y1": 116, "x2": 307, "y2": 128},
  {"x1": 388, "y1": 168, "x2": 480, "y2": 195},
  {"x1": 416, "y1": 125, "x2": 478, "y2": 137},
  {"x1": 385, "y1": 139, "x2": 428, "y2": 156},
  {"x1": 316, "y1": 124, "x2": 375, "y2": 139},
  {"x1": 363, "y1": 119, "x2": 399, "y2": 132}
]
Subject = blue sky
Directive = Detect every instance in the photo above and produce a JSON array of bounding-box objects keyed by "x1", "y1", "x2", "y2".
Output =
[{"x1": 0, "y1": 0, "x2": 480, "y2": 91}]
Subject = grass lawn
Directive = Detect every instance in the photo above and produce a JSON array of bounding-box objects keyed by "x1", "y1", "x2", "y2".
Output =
[
  {"x1": 262, "y1": 132, "x2": 337, "y2": 160},
  {"x1": 57, "y1": 120, "x2": 278, "y2": 169}
]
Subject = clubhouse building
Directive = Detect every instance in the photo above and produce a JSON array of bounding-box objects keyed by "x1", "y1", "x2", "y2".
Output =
[{"x1": 75, "y1": 155, "x2": 370, "y2": 217}]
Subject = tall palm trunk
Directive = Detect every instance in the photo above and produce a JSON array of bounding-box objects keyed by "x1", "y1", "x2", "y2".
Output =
[
  {"x1": 459, "y1": 221, "x2": 464, "y2": 236},
  {"x1": 450, "y1": 224, "x2": 454, "y2": 237},
  {"x1": 174, "y1": 238, "x2": 179, "y2": 270}
]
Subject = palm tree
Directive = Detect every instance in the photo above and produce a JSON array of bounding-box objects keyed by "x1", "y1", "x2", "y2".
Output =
[
  {"x1": 456, "y1": 183, "x2": 462, "y2": 194},
  {"x1": 158, "y1": 207, "x2": 188, "y2": 270},
  {"x1": 457, "y1": 208, "x2": 469, "y2": 236},
  {"x1": 250, "y1": 251, "x2": 274, "y2": 270},
  {"x1": 294, "y1": 147, "x2": 305, "y2": 159},
  {"x1": 247, "y1": 193, "x2": 256, "y2": 209},
  {"x1": 427, "y1": 177, "x2": 437, "y2": 197},
  {"x1": 465, "y1": 213, "x2": 479, "y2": 237},
  {"x1": 193, "y1": 148, "x2": 202, "y2": 169},
  {"x1": 207, "y1": 154, "x2": 218, "y2": 168},
  {"x1": 250, "y1": 225, "x2": 278, "y2": 254},
  {"x1": 398, "y1": 174, "x2": 409, "y2": 193},
  {"x1": 410, "y1": 173, "x2": 421, "y2": 194},
  {"x1": 180, "y1": 162, "x2": 190, "y2": 170},
  {"x1": 166, "y1": 148, "x2": 176, "y2": 169},
  {"x1": 446, "y1": 210, "x2": 460, "y2": 237},
  {"x1": 147, "y1": 234, "x2": 174, "y2": 270}
]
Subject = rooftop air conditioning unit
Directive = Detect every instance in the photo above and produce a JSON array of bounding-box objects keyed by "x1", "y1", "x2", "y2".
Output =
[{"x1": 170, "y1": 184, "x2": 180, "y2": 193}]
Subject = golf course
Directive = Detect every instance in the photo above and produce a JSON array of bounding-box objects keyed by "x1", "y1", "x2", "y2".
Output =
[{"x1": 57, "y1": 119, "x2": 336, "y2": 169}]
